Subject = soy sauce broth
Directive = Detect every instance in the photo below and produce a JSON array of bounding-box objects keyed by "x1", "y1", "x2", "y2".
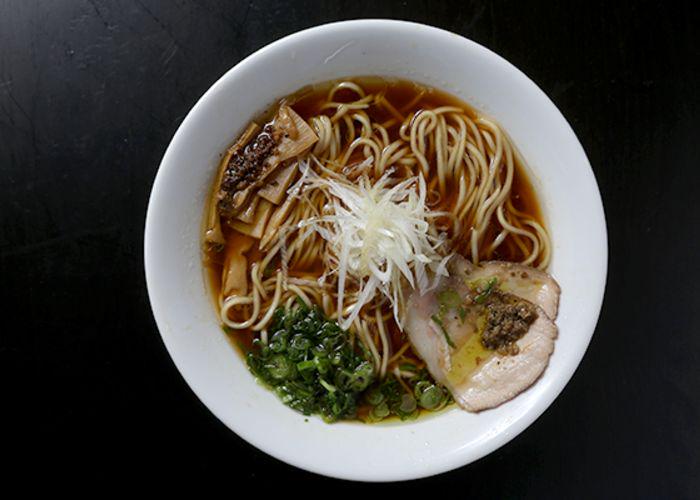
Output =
[
  {"x1": 203, "y1": 77, "x2": 548, "y2": 422},
  {"x1": 286, "y1": 77, "x2": 545, "y2": 263}
]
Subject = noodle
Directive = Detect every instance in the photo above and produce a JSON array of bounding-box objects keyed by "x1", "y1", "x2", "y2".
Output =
[{"x1": 208, "y1": 79, "x2": 551, "y2": 381}]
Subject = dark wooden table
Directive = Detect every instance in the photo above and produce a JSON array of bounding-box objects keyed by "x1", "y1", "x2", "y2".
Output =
[{"x1": 2, "y1": 1, "x2": 698, "y2": 495}]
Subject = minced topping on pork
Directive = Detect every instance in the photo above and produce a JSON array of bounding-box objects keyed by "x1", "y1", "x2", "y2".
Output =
[{"x1": 481, "y1": 291, "x2": 538, "y2": 355}]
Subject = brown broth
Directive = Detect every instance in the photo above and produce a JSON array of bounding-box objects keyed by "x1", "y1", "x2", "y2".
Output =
[
  {"x1": 285, "y1": 77, "x2": 544, "y2": 264},
  {"x1": 203, "y1": 77, "x2": 547, "y2": 420}
]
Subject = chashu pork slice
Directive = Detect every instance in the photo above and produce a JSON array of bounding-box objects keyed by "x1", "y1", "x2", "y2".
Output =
[{"x1": 403, "y1": 255, "x2": 561, "y2": 412}]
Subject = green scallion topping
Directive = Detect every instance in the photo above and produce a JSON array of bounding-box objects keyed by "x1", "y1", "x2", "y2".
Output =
[{"x1": 431, "y1": 314, "x2": 456, "y2": 348}]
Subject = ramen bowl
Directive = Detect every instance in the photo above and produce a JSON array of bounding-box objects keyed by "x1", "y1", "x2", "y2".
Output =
[{"x1": 144, "y1": 20, "x2": 607, "y2": 481}]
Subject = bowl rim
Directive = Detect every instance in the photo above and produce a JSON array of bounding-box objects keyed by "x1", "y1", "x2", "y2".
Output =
[{"x1": 145, "y1": 19, "x2": 608, "y2": 481}]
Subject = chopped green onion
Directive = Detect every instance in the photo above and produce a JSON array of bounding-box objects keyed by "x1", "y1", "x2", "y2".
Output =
[
  {"x1": 371, "y1": 402, "x2": 390, "y2": 419},
  {"x1": 431, "y1": 314, "x2": 456, "y2": 348},
  {"x1": 474, "y1": 277, "x2": 498, "y2": 304},
  {"x1": 365, "y1": 387, "x2": 385, "y2": 406},
  {"x1": 458, "y1": 306, "x2": 467, "y2": 322},
  {"x1": 319, "y1": 379, "x2": 337, "y2": 393},
  {"x1": 399, "y1": 393, "x2": 417, "y2": 414},
  {"x1": 417, "y1": 385, "x2": 445, "y2": 410},
  {"x1": 296, "y1": 360, "x2": 315, "y2": 372},
  {"x1": 246, "y1": 305, "x2": 376, "y2": 422},
  {"x1": 264, "y1": 355, "x2": 295, "y2": 380}
]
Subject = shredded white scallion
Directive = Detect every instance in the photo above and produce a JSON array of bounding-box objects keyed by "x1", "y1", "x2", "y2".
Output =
[{"x1": 299, "y1": 170, "x2": 450, "y2": 329}]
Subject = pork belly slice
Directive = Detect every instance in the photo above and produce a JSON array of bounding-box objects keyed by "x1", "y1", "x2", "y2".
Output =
[{"x1": 403, "y1": 255, "x2": 561, "y2": 412}]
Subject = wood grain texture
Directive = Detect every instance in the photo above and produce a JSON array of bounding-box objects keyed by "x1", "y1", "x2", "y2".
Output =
[{"x1": 1, "y1": 0, "x2": 698, "y2": 495}]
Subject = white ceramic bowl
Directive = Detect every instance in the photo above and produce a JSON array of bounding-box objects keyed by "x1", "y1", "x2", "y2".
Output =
[{"x1": 145, "y1": 20, "x2": 607, "y2": 481}]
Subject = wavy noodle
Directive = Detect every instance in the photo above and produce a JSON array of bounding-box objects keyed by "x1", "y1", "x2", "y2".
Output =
[{"x1": 210, "y1": 80, "x2": 551, "y2": 379}]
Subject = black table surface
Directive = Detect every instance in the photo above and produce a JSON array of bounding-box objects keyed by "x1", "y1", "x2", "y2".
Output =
[{"x1": 2, "y1": 0, "x2": 698, "y2": 495}]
